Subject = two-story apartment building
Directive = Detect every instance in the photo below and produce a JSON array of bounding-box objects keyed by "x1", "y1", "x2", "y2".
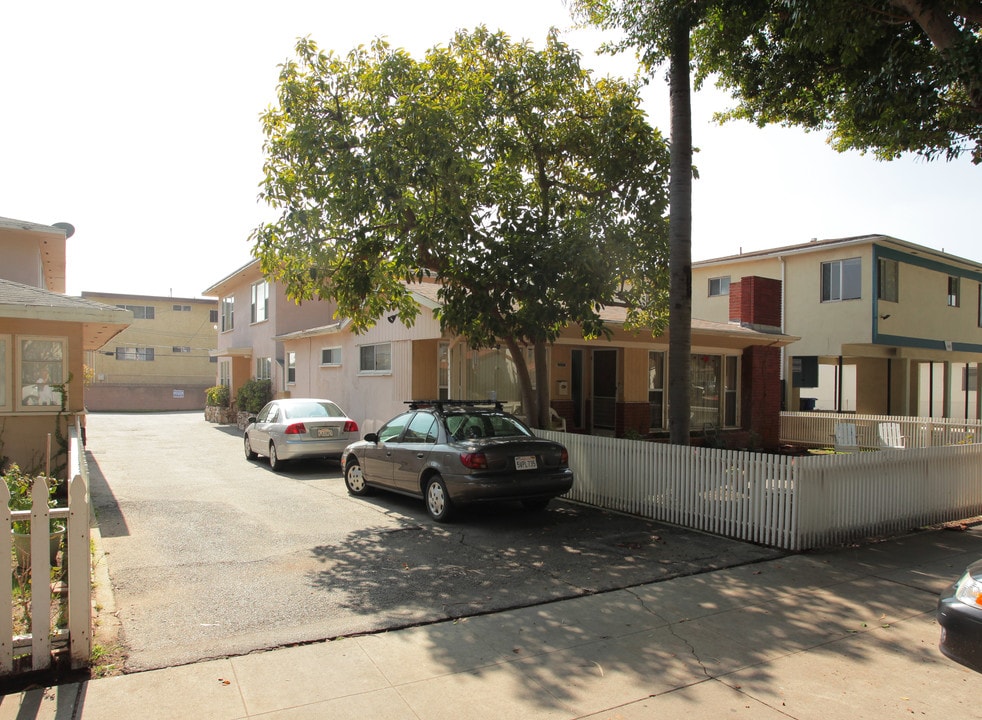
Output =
[
  {"x1": 81, "y1": 292, "x2": 219, "y2": 411},
  {"x1": 692, "y1": 235, "x2": 982, "y2": 420},
  {"x1": 206, "y1": 261, "x2": 798, "y2": 448},
  {"x1": 0, "y1": 216, "x2": 130, "y2": 474}
]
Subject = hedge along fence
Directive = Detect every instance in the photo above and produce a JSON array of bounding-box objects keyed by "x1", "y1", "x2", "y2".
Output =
[{"x1": 1, "y1": 451, "x2": 90, "y2": 677}]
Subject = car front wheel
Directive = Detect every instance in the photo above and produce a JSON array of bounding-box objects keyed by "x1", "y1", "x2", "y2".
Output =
[
  {"x1": 344, "y1": 459, "x2": 372, "y2": 496},
  {"x1": 424, "y1": 475, "x2": 454, "y2": 522},
  {"x1": 244, "y1": 434, "x2": 258, "y2": 461}
]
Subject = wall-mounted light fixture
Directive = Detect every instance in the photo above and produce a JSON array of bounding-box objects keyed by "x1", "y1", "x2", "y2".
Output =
[{"x1": 387, "y1": 314, "x2": 397, "y2": 324}]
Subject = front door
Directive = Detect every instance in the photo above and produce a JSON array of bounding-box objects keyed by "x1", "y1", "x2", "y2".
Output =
[{"x1": 592, "y1": 349, "x2": 617, "y2": 434}]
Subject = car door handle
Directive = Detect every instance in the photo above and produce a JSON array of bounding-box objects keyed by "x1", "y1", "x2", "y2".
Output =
[{"x1": 416, "y1": 453, "x2": 425, "y2": 459}]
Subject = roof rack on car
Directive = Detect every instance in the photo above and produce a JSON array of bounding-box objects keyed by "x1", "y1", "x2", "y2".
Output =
[{"x1": 406, "y1": 399, "x2": 505, "y2": 412}]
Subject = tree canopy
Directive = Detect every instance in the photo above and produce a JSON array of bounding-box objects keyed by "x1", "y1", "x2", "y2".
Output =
[
  {"x1": 252, "y1": 27, "x2": 671, "y2": 425},
  {"x1": 574, "y1": 0, "x2": 982, "y2": 163}
]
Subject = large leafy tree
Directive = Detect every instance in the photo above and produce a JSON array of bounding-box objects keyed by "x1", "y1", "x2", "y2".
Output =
[
  {"x1": 694, "y1": 0, "x2": 982, "y2": 163},
  {"x1": 252, "y1": 28, "x2": 671, "y2": 427}
]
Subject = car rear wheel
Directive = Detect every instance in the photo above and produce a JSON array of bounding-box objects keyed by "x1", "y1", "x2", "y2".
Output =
[
  {"x1": 244, "y1": 434, "x2": 258, "y2": 461},
  {"x1": 424, "y1": 475, "x2": 453, "y2": 522},
  {"x1": 269, "y1": 442, "x2": 285, "y2": 472},
  {"x1": 344, "y1": 459, "x2": 372, "y2": 496}
]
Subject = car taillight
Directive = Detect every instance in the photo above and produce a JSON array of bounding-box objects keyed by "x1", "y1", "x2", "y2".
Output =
[
  {"x1": 560, "y1": 448, "x2": 569, "y2": 466},
  {"x1": 460, "y1": 452, "x2": 488, "y2": 469},
  {"x1": 343, "y1": 420, "x2": 359, "y2": 433},
  {"x1": 285, "y1": 423, "x2": 307, "y2": 435}
]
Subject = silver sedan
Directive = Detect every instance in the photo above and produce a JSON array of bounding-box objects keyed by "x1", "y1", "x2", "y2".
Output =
[{"x1": 244, "y1": 398, "x2": 359, "y2": 471}]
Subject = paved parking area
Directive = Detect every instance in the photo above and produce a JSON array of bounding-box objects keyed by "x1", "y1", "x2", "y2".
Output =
[{"x1": 85, "y1": 412, "x2": 782, "y2": 671}]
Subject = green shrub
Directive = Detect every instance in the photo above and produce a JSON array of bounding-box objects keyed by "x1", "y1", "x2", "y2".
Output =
[
  {"x1": 4, "y1": 464, "x2": 59, "y2": 534},
  {"x1": 205, "y1": 384, "x2": 230, "y2": 407},
  {"x1": 236, "y1": 379, "x2": 272, "y2": 414}
]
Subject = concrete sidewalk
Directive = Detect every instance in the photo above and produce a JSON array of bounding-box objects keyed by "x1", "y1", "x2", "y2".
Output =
[{"x1": 3, "y1": 526, "x2": 982, "y2": 719}]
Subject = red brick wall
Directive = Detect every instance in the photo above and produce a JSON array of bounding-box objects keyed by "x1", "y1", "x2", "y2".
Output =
[
  {"x1": 84, "y1": 384, "x2": 211, "y2": 412},
  {"x1": 741, "y1": 345, "x2": 782, "y2": 449},
  {"x1": 730, "y1": 276, "x2": 782, "y2": 329}
]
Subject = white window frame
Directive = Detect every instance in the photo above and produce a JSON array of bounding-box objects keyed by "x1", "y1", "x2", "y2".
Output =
[
  {"x1": 708, "y1": 276, "x2": 730, "y2": 297},
  {"x1": 251, "y1": 281, "x2": 269, "y2": 323},
  {"x1": 172, "y1": 346, "x2": 191, "y2": 354},
  {"x1": 320, "y1": 347, "x2": 342, "y2": 367},
  {"x1": 16, "y1": 335, "x2": 68, "y2": 412},
  {"x1": 221, "y1": 296, "x2": 234, "y2": 332},
  {"x1": 256, "y1": 357, "x2": 272, "y2": 381},
  {"x1": 286, "y1": 352, "x2": 296, "y2": 386},
  {"x1": 219, "y1": 360, "x2": 231, "y2": 387},
  {"x1": 821, "y1": 257, "x2": 862, "y2": 302},
  {"x1": 359, "y1": 343, "x2": 392, "y2": 375}
]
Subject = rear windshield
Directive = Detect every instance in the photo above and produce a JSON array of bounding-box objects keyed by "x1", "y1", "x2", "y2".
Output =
[
  {"x1": 284, "y1": 401, "x2": 344, "y2": 419},
  {"x1": 446, "y1": 412, "x2": 533, "y2": 441}
]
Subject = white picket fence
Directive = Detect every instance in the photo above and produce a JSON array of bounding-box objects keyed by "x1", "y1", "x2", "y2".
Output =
[
  {"x1": 1, "y1": 421, "x2": 91, "y2": 677},
  {"x1": 781, "y1": 411, "x2": 982, "y2": 449},
  {"x1": 541, "y1": 429, "x2": 982, "y2": 551}
]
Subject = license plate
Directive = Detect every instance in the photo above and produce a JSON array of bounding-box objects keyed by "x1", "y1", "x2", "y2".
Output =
[
  {"x1": 515, "y1": 455, "x2": 537, "y2": 470},
  {"x1": 315, "y1": 427, "x2": 335, "y2": 438}
]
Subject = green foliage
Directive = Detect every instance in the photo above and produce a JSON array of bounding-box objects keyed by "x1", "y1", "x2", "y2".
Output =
[
  {"x1": 205, "y1": 384, "x2": 231, "y2": 408},
  {"x1": 573, "y1": 0, "x2": 982, "y2": 163},
  {"x1": 4, "y1": 463, "x2": 59, "y2": 534},
  {"x1": 252, "y1": 27, "x2": 672, "y2": 423},
  {"x1": 236, "y1": 380, "x2": 272, "y2": 414}
]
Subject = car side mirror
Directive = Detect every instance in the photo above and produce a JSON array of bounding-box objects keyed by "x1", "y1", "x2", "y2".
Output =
[
  {"x1": 248, "y1": 416, "x2": 257, "y2": 425},
  {"x1": 364, "y1": 432, "x2": 379, "y2": 443}
]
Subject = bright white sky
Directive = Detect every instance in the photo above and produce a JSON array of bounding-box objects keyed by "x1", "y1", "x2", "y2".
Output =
[{"x1": 2, "y1": 1, "x2": 979, "y2": 299}]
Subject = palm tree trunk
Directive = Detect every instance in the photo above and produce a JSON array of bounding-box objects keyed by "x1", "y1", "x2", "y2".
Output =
[{"x1": 668, "y1": 9, "x2": 693, "y2": 446}]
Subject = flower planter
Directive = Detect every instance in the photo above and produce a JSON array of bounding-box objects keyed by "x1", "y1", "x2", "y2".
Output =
[{"x1": 12, "y1": 526, "x2": 65, "y2": 570}]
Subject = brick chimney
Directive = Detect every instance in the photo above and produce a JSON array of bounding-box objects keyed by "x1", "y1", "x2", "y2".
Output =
[
  {"x1": 729, "y1": 276, "x2": 782, "y2": 332},
  {"x1": 730, "y1": 276, "x2": 783, "y2": 450}
]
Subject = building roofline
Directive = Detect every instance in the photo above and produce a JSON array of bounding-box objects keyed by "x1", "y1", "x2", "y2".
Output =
[{"x1": 694, "y1": 234, "x2": 982, "y2": 270}]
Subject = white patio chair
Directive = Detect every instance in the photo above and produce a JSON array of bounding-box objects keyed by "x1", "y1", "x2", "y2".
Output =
[
  {"x1": 877, "y1": 422, "x2": 906, "y2": 449},
  {"x1": 834, "y1": 422, "x2": 859, "y2": 452}
]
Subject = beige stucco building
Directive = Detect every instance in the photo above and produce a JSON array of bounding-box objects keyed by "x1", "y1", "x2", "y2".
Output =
[
  {"x1": 692, "y1": 235, "x2": 982, "y2": 419},
  {"x1": 81, "y1": 292, "x2": 219, "y2": 411},
  {"x1": 206, "y1": 260, "x2": 797, "y2": 447}
]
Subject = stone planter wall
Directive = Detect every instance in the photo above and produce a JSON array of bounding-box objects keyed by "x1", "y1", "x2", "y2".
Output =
[{"x1": 204, "y1": 406, "x2": 235, "y2": 424}]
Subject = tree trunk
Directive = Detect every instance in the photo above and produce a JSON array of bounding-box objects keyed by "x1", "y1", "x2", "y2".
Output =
[
  {"x1": 504, "y1": 336, "x2": 538, "y2": 424},
  {"x1": 533, "y1": 340, "x2": 550, "y2": 428},
  {"x1": 668, "y1": 10, "x2": 693, "y2": 446}
]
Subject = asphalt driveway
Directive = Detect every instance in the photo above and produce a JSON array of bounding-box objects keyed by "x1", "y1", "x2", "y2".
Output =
[{"x1": 85, "y1": 412, "x2": 782, "y2": 672}]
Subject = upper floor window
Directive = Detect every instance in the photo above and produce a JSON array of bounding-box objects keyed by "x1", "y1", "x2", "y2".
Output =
[
  {"x1": 948, "y1": 276, "x2": 960, "y2": 307},
  {"x1": 708, "y1": 276, "x2": 730, "y2": 297},
  {"x1": 116, "y1": 304, "x2": 155, "y2": 319},
  {"x1": 172, "y1": 304, "x2": 192, "y2": 312},
  {"x1": 209, "y1": 309, "x2": 219, "y2": 323},
  {"x1": 220, "y1": 297, "x2": 234, "y2": 332},
  {"x1": 877, "y1": 258, "x2": 898, "y2": 303},
  {"x1": 116, "y1": 346, "x2": 154, "y2": 361},
  {"x1": 251, "y1": 281, "x2": 269, "y2": 323},
  {"x1": 821, "y1": 258, "x2": 861, "y2": 302},
  {"x1": 172, "y1": 346, "x2": 191, "y2": 354},
  {"x1": 359, "y1": 343, "x2": 391, "y2": 374}
]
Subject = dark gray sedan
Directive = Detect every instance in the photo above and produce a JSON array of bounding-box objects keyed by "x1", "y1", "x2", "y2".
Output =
[
  {"x1": 244, "y1": 398, "x2": 359, "y2": 471},
  {"x1": 938, "y1": 558, "x2": 982, "y2": 673},
  {"x1": 340, "y1": 400, "x2": 574, "y2": 522}
]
